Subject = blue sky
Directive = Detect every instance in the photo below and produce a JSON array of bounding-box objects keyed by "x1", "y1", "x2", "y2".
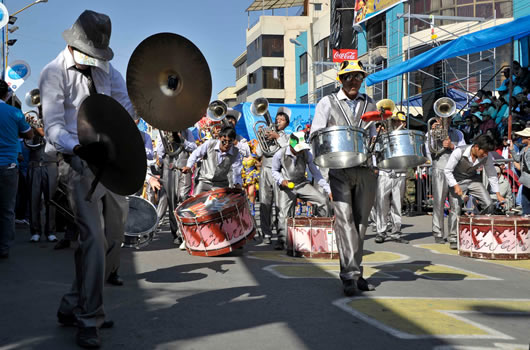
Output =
[{"x1": 2, "y1": 0, "x2": 291, "y2": 110}]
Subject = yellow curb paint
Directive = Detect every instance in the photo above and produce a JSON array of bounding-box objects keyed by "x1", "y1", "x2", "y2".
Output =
[
  {"x1": 247, "y1": 250, "x2": 407, "y2": 264},
  {"x1": 415, "y1": 244, "x2": 530, "y2": 272},
  {"x1": 334, "y1": 297, "x2": 530, "y2": 339}
]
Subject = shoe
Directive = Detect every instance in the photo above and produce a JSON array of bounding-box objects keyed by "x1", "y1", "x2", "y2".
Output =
[
  {"x1": 434, "y1": 236, "x2": 445, "y2": 244},
  {"x1": 47, "y1": 234, "x2": 58, "y2": 242},
  {"x1": 357, "y1": 277, "x2": 376, "y2": 291},
  {"x1": 343, "y1": 279, "x2": 358, "y2": 296},
  {"x1": 107, "y1": 272, "x2": 123, "y2": 286},
  {"x1": 57, "y1": 312, "x2": 113, "y2": 329},
  {"x1": 76, "y1": 327, "x2": 101, "y2": 348},
  {"x1": 15, "y1": 219, "x2": 29, "y2": 225},
  {"x1": 274, "y1": 240, "x2": 285, "y2": 250},
  {"x1": 262, "y1": 236, "x2": 272, "y2": 245},
  {"x1": 374, "y1": 234, "x2": 386, "y2": 244},
  {"x1": 449, "y1": 241, "x2": 458, "y2": 250},
  {"x1": 30, "y1": 234, "x2": 40, "y2": 242},
  {"x1": 390, "y1": 233, "x2": 409, "y2": 244},
  {"x1": 173, "y1": 237, "x2": 183, "y2": 246},
  {"x1": 179, "y1": 241, "x2": 187, "y2": 250},
  {"x1": 54, "y1": 239, "x2": 71, "y2": 250}
]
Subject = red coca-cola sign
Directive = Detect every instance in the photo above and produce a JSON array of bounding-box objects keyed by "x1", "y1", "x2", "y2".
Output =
[{"x1": 332, "y1": 49, "x2": 358, "y2": 62}]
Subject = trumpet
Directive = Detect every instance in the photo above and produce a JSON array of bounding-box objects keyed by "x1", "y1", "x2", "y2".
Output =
[
  {"x1": 427, "y1": 97, "x2": 456, "y2": 156},
  {"x1": 251, "y1": 98, "x2": 279, "y2": 157}
]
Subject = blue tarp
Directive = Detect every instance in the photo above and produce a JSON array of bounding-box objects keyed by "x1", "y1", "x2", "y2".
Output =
[
  {"x1": 233, "y1": 102, "x2": 316, "y2": 141},
  {"x1": 366, "y1": 14, "x2": 530, "y2": 87}
]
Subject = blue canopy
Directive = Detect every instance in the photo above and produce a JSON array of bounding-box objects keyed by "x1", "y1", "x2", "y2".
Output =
[{"x1": 366, "y1": 14, "x2": 530, "y2": 86}]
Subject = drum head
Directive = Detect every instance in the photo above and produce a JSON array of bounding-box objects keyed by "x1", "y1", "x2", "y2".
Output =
[
  {"x1": 176, "y1": 188, "x2": 244, "y2": 223},
  {"x1": 125, "y1": 196, "x2": 158, "y2": 236}
]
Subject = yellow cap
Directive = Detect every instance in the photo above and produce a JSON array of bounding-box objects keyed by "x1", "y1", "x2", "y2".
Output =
[
  {"x1": 337, "y1": 60, "x2": 367, "y2": 77},
  {"x1": 392, "y1": 111, "x2": 406, "y2": 121}
]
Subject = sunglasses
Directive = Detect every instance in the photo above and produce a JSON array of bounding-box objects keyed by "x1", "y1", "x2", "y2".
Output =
[
  {"x1": 342, "y1": 72, "x2": 365, "y2": 82},
  {"x1": 220, "y1": 139, "x2": 233, "y2": 145}
]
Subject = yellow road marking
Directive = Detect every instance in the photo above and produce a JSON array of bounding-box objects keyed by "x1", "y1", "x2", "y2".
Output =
[
  {"x1": 415, "y1": 244, "x2": 530, "y2": 272},
  {"x1": 334, "y1": 297, "x2": 530, "y2": 339},
  {"x1": 247, "y1": 250, "x2": 408, "y2": 264}
]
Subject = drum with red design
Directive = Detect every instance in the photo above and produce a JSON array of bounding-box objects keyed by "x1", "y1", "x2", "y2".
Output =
[
  {"x1": 287, "y1": 217, "x2": 338, "y2": 259},
  {"x1": 458, "y1": 215, "x2": 530, "y2": 260},
  {"x1": 175, "y1": 188, "x2": 255, "y2": 256}
]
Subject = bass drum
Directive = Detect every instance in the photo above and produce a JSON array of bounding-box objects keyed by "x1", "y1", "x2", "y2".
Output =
[
  {"x1": 310, "y1": 126, "x2": 368, "y2": 169},
  {"x1": 375, "y1": 130, "x2": 427, "y2": 170},
  {"x1": 124, "y1": 196, "x2": 158, "y2": 249}
]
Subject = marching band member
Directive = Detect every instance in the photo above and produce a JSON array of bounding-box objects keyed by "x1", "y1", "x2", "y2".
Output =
[
  {"x1": 310, "y1": 60, "x2": 377, "y2": 296},
  {"x1": 40, "y1": 10, "x2": 132, "y2": 348},
  {"x1": 271, "y1": 132, "x2": 332, "y2": 250},
  {"x1": 181, "y1": 126, "x2": 242, "y2": 194},
  {"x1": 256, "y1": 107, "x2": 291, "y2": 245},
  {"x1": 225, "y1": 108, "x2": 250, "y2": 158},
  {"x1": 444, "y1": 134, "x2": 504, "y2": 249},
  {"x1": 374, "y1": 112, "x2": 408, "y2": 244},
  {"x1": 425, "y1": 111, "x2": 466, "y2": 244}
]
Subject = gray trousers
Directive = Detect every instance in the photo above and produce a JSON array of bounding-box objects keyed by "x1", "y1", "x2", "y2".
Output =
[
  {"x1": 193, "y1": 181, "x2": 225, "y2": 195},
  {"x1": 277, "y1": 182, "x2": 329, "y2": 242},
  {"x1": 259, "y1": 166, "x2": 279, "y2": 238},
  {"x1": 431, "y1": 167, "x2": 451, "y2": 239},
  {"x1": 330, "y1": 168, "x2": 377, "y2": 281},
  {"x1": 58, "y1": 156, "x2": 128, "y2": 328},
  {"x1": 0, "y1": 166, "x2": 18, "y2": 255},
  {"x1": 375, "y1": 173, "x2": 406, "y2": 236},
  {"x1": 447, "y1": 179, "x2": 492, "y2": 242},
  {"x1": 156, "y1": 157, "x2": 192, "y2": 237},
  {"x1": 28, "y1": 162, "x2": 58, "y2": 236}
]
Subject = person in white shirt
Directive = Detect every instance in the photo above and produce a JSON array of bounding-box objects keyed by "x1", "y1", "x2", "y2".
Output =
[
  {"x1": 181, "y1": 126, "x2": 242, "y2": 194},
  {"x1": 444, "y1": 134, "x2": 505, "y2": 249},
  {"x1": 39, "y1": 10, "x2": 132, "y2": 348}
]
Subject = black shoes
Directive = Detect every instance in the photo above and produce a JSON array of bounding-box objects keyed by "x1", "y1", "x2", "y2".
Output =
[
  {"x1": 274, "y1": 240, "x2": 285, "y2": 250},
  {"x1": 343, "y1": 279, "x2": 358, "y2": 296},
  {"x1": 77, "y1": 327, "x2": 101, "y2": 348},
  {"x1": 54, "y1": 239, "x2": 71, "y2": 250},
  {"x1": 357, "y1": 277, "x2": 376, "y2": 291},
  {"x1": 449, "y1": 241, "x2": 458, "y2": 250},
  {"x1": 107, "y1": 272, "x2": 123, "y2": 286},
  {"x1": 375, "y1": 234, "x2": 386, "y2": 244},
  {"x1": 57, "y1": 312, "x2": 114, "y2": 329}
]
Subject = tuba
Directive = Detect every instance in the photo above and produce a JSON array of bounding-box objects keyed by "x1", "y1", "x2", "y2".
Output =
[
  {"x1": 207, "y1": 100, "x2": 227, "y2": 122},
  {"x1": 427, "y1": 97, "x2": 456, "y2": 155},
  {"x1": 251, "y1": 98, "x2": 279, "y2": 157}
]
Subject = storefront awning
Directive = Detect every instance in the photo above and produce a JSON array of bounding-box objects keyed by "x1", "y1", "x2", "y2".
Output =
[{"x1": 246, "y1": 0, "x2": 304, "y2": 12}]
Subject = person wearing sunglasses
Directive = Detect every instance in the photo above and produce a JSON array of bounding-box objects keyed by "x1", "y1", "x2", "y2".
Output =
[
  {"x1": 182, "y1": 126, "x2": 242, "y2": 195},
  {"x1": 310, "y1": 60, "x2": 377, "y2": 297}
]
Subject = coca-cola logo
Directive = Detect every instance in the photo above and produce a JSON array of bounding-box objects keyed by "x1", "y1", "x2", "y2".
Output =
[{"x1": 332, "y1": 49, "x2": 358, "y2": 62}]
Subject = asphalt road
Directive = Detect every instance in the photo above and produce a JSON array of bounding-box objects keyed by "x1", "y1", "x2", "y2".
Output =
[{"x1": 1, "y1": 213, "x2": 530, "y2": 350}]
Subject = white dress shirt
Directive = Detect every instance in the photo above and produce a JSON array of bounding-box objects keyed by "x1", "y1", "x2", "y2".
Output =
[
  {"x1": 424, "y1": 127, "x2": 466, "y2": 163},
  {"x1": 40, "y1": 47, "x2": 135, "y2": 155},
  {"x1": 444, "y1": 145, "x2": 499, "y2": 192},
  {"x1": 186, "y1": 139, "x2": 243, "y2": 186},
  {"x1": 271, "y1": 147, "x2": 331, "y2": 195}
]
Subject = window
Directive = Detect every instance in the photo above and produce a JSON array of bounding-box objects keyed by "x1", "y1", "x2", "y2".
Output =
[
  {"x1": 248, "y1": 72, "x2": 256, "y2": 85},
  {"x1": 366, "y1": 14, "x2": 386, "y2": 49},
  {"x1": 314, "y1": 3, "x2": 322, "y2": 11},
  {"x1": 236, "y1": 60, "x2": 247, "y2": 81},
  {"x1": 300, "y1": 53, "x2": 308, "y2": 85},
  {"x1": 247, "y1": 35, "x2": 284, "y2": 65},
  {"x1": 314, "y1": 37, "x2": 332, "y2": 75},
  {"x1": 247, "y1": 67, "x2": 284, "y2": 95}
]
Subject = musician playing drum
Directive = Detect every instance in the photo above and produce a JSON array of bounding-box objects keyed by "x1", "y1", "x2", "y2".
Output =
[
  {"x1": 256, "y1": 108, "x2": 291, "y2": 245},
  {"x1": 181, "y1": 126, "x2": 243, "y2": 194},
  {"x1": 310, "y1": 60, "x2": 377, "y2": 296},
  {"x1": 39, "y1": 10, "x2": 133, "y2": 348},
  {"x1": 374, "y1": 112, "x2": 408, "y2": 244},
  {"x1": 271, "y1": 132, "x2": 332, "y2": 250},
  {"x1": 444, "y1": 135, "x2": 505, "y2": 250}
]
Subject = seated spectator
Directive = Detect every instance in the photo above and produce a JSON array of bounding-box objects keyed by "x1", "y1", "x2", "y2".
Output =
[
  {"x1": 479, "y1": 109, "x2": 496, "y2": 135},
  {"x1": 480, "y1": 99, "x2": 497, "y2": 121}
]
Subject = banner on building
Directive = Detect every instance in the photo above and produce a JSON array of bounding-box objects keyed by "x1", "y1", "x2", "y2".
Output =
[{"x1": 354, "y1": 0, "x2": 406, "y2": 23}]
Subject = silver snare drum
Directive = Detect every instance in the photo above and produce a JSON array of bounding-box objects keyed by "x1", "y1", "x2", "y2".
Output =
[
  {"x1": 375, "y1": 130, "x2": 427, "y2": 169},
  {"x1": 311, "y1": 126, "x2": 368, "y2": 169},
  {"x1": 124, "y1": 196, "x2": 158, "y2": 249}
]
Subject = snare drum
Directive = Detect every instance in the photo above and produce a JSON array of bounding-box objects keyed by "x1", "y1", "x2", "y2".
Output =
[
  {"x1": 458, "y1": 215, "x2": 530, "y2": 260},
  {"x1": 287, "y1": 217, "x2": 338, "y2": 259},
  {"x1": 124, "y1": 196, "x2": 158, "y2": 249},
  {"x1": 175, "y1": 188, "x2": 255, "y2": 256},
  {"x1": 311, "y1": 126, "x2": 368, "y2": 169},
  {"x1": 375, "y1": 130, "x2": 427, "y2": 170}
]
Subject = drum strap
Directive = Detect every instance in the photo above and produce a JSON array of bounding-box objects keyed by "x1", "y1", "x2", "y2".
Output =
[{"x1": 331, "y1": 93, "x2": 368, "y2": 127}]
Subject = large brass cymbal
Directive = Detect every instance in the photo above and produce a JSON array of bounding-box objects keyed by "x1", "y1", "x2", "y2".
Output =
[
  {"x1": 127, "y1": 33, "x2": 212, "y2": 131},
  {"x1": 77, "y1": 94, "x2": 147, "y2": 196}
]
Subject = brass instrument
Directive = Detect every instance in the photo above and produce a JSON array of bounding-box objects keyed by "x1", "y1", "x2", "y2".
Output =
[
  {"x1": 25, "y1": 88, "x2": 41, "y2": 107},
  {"x1": 251, "y1": 98, "x2": 279, "y2": 157},
  {"x1": 159, "y1": 130, "x2": 184, "y2": 158},
  {"x1": 207, "y1": 100, "x2": 227, "y2": 122},
  {"x1": 24, "y1": 110, "x2": 45, "y2": 149},
  {"x1": 427, "y1": 97, "x2": 456, "y2": 155}
]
